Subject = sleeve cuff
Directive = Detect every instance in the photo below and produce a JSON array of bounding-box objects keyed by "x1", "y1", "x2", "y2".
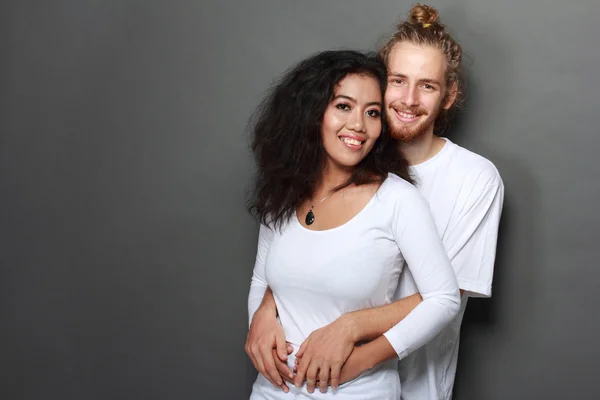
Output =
[
  {"x1": 383, "y1": 328, "x2": 410, "y2": 360},
  {"x1": 458, "y1": 279, "x2": 491, "y2": 298}
]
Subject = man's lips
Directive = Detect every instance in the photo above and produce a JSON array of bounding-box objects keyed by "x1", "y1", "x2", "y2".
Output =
[{"x1": 392, "y1": 108, "x2": 424, "y2": 123}]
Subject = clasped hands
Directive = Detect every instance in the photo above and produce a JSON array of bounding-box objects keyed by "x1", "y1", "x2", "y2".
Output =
[{"x1": 245, "y1": 307, "x2": 368, "y2": 394}]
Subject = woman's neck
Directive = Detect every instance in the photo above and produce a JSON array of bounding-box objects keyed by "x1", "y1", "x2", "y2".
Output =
[{"x1": 315, "y1": 162, "x2": 353, "y2": 198}]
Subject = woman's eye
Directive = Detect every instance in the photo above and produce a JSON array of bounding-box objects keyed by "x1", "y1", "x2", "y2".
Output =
[
  {"x1": 367, "y1": 109, "x2": 381, "y2": 118},
  {"x1": 336, "y1": 103, "x2": 351, "y2": 111}
]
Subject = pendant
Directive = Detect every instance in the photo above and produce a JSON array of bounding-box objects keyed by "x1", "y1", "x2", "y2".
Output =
[{"x1": 305, "y1": 210, "x2": 315, "y2": 225}]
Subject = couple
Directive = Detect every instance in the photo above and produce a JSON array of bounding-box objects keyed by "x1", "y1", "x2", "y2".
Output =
[{"x1": 246, "y1": 4, "x2": 504, "y2": 399}]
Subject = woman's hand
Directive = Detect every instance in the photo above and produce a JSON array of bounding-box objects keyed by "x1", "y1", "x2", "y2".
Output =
[{"x1": 293, "y1": 315, "x2": 357, "y2": 393}]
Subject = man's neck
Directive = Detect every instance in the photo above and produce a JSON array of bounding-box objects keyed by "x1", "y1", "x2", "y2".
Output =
[{"x1": 398, "y1": 132, "x2": 446, "y2": 166}]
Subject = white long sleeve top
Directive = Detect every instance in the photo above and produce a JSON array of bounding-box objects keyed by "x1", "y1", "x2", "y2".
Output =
[{"x1": 248, "y1": 173, "x2": 461, "y2": 399}]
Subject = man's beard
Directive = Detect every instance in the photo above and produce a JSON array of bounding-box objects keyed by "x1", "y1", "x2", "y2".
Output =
[{"x1": 387, "y1": 106, "x2": 440, "y2": 143}]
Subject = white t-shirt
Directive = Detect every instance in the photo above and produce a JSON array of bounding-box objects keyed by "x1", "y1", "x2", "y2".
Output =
[
  {"x1": 248, "y1": 174, "x2": 461, "y2": 400},
  {"x1": 395, "y1": 138, "x2": 504, "y2": 400}
]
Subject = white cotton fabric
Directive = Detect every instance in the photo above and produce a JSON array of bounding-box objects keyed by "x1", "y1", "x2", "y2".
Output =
[
  {"x1": 396, "y1": 138, "x2": 504, "y2": 400},
  {"x1": 248, "y1": 173, "x2": 460, "y2": 399}
]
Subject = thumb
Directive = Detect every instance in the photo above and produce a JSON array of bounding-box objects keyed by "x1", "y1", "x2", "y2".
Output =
[
  {"x1": 286, "y1": 342, "x2": 293, "y2": 355},
  {"x1": 296, "y1": 339, "x2": 308, "y2": 359},
  {"x1": 275, "y1": 333, "x2": 288, "y2": 361}
]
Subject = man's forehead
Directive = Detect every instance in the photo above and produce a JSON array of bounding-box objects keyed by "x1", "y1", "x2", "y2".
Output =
[{"x1": 386, "y1": 42, "x2": 446, "y2": 78}]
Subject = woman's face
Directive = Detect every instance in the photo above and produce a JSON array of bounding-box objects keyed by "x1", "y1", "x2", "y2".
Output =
[{"x1": 321, "y1": 73, "x2": 383, "y2": 172}]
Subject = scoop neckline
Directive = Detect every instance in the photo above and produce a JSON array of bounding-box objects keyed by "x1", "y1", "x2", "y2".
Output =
[{"x1": 293, "y1": 175, "x2": 390, "y2": 234}]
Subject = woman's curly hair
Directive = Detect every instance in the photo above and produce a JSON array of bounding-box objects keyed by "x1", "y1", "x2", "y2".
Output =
[{"x1": 248, "y1": 50, "x2": 412, "y2": 229}]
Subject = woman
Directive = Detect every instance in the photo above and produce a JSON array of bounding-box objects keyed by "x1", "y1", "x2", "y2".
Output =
[{"x1": 247, "y1": 50, "x2": 460, "y2": 399}]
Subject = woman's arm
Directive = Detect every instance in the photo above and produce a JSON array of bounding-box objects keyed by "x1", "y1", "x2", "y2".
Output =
[
  {"x1": 248, "y1": 224, "x2": 273, "y2": 324},
  {"x1": 246, "y1": 225, "x2": 292, "y2": 392},
  {"x1": 381, "y1": 187, "x2": 461, "y2": 358}
]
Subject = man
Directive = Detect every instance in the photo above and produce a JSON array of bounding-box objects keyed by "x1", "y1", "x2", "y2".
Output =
[{"x1": 246, "y1": 4, "x2": 504, "y2": 399}]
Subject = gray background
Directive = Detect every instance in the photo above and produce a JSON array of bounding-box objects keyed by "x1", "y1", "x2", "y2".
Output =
[{"x1": 1, "y1": 0, "x2": 599, "y2": 399}]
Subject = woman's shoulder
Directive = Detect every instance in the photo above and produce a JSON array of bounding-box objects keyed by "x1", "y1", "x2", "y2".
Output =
[
  {"x1": 378, "y1": 173, "x2": 420, "y2": 197},
  {"x1": 375, "y1": 173, "x2": 428, "y2": 212}
]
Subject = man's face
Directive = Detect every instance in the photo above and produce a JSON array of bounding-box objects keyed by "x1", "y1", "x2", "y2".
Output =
[{"x1": 384, "y1": 41, "x2": 456, "y2": 142}]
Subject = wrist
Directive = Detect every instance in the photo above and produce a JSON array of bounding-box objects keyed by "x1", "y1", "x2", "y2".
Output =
[
  {"x1": 339, "y1": 313, "x2": 361, "y2": 343},
  {"x1": 354, "y1": 344, "x2": 376, "y2": 371},
  {"x1": 257, "y1": 300, "x2": 277, "y2": 317}
]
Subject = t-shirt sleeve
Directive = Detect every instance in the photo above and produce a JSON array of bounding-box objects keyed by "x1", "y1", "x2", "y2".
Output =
[
  {"x1": 446, "y1": 171, "x2": 504, "y2": 298},
  {"x1": 383, "y1": 187, "x2": 461, "y2": 359},
  {"x1": 247, "y1": 223, "x2": 274, "y2": 327}
]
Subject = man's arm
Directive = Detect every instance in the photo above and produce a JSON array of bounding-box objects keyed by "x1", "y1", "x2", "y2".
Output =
[
  {"x1": 257, "y1": 287, "x2": 277, "y2": 318},
  {"x1": 310, "y1": 336, "x2": 398, "y2": 387},
  {"x1": 344, "y1": 292, "x2": 422, "y2": 343},
  {"x1": 343, "y1": 289, "x2": 465, "y2": 343},
  {"x1": 444, "y1": 175, "x2": 504, "y2": 298},
  {"x1": 339, "y1": 336, "x2": 397, "y2": 383}
]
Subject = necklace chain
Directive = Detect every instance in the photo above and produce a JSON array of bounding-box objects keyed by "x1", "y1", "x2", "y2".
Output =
[
  {"x1": 305, "y1": 191, "x2": 333, "y2": 226},
  {"x1": 309, "y1": 194, "x2": 330, "y2": 211}
]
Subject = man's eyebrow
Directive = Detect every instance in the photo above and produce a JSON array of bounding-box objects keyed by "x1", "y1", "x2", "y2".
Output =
[
  {"x1": 388, "y1": 73, "x2": 441, "y2": 86},
  {"x1": 420, "y1": 78, "x2": 441, "y2": 86}
]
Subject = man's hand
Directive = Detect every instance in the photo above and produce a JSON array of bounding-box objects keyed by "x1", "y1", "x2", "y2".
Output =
[
  {"x1": 245, "y1": 304, "x2": 294, "y2": 392},
  {"x1": 293, "y1": 315, "x2": 357, "y2": 393}
]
